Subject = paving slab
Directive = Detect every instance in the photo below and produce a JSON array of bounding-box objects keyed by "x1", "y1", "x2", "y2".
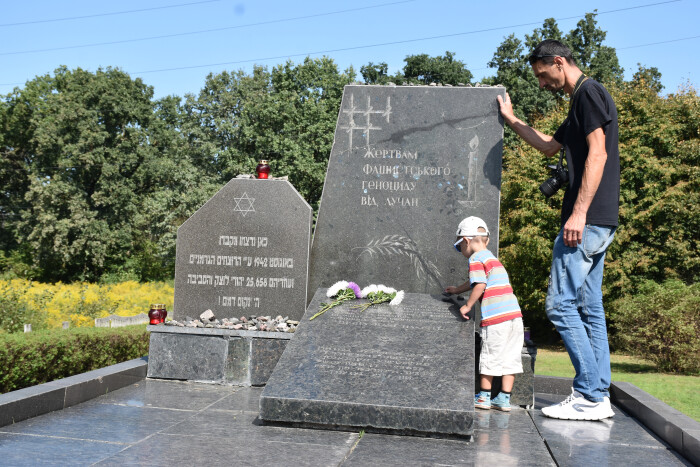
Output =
[
  {"x1": 343, "y1": 430, "x2": 555, "y2": 467},
  {"x1": 0, "y1": 433, "x2": 126, "y2": 466},
  {"x1": 0, "y1": 380, "x2": 693, "y2": 466},
  {"x1": 533, "y1": 393, "x2": 691, "y2": 467}
]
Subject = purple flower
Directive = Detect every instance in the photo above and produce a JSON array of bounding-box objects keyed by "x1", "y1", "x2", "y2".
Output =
[{"x1": 347, "y1": 282, "x2": 362, "y2": 298}]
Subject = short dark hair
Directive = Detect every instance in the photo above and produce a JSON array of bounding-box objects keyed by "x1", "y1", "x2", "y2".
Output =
[{"x1": 529, "y1": 39, "x2": 576, "y2": 66}]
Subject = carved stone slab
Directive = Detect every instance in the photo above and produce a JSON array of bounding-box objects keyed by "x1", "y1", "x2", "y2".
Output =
[
  {"x1": 174, "y1": 179, "x2": 312, "y2": 321},
  {"x1": 259, "y1": 289, "x2": 475, "y2": 436},
  {"x1": 309, "y1": 85, "x2": 505, "y2": 296}
]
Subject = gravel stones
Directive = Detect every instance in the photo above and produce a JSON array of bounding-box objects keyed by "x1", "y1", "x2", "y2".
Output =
[{"x1": 165, "y1": 315, "x2": 297, "y2": 333}]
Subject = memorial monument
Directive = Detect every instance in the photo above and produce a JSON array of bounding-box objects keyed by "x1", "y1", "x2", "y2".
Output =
[
  {"x1": 147, "y1": 179, "x2": 312, "y2": 385},
  {"x1": 260, "y1": 84, "x2": 522, "y2": 436},
  {"x1": 309, "y1": 84, "x2": 506, "y2": 296}
]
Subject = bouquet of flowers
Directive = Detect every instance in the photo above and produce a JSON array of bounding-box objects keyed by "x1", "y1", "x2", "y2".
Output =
[
  {"x1": 309, "y1": 281, "x2": 362, "y2": 320},
  {"x1": 352, "y1": 284, "x2": 405, "y2": 312}
]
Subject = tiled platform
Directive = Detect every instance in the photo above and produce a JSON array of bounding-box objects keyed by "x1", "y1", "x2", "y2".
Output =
[{"x1": 0, "y1": 379, "x2": 691, "y2": 466}]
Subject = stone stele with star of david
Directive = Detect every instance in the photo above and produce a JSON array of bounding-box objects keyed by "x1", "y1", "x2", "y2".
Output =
[{"x1": 173, "y1": 178, "x2": 312, "y2": 321}]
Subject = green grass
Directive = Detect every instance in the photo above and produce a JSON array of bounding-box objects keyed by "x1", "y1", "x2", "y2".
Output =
[{"x1": 536, "y1": 347, "x2": 700, "y2": 422}]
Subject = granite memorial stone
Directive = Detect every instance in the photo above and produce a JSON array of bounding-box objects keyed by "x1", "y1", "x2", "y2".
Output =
[
  {"x1": 309, "y1": 85, "x2": 506, "y2": 296},
  {"x1": 260, "y1": 289, "x2": 475, "y2": 436},
  {"x1": 174, "y1": 179, "x2": 312, "y2": 321}
]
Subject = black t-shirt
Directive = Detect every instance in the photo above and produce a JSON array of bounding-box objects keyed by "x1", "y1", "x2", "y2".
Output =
[{"x1": 553, "y1": 78, "x2": 620, "y2": 227}]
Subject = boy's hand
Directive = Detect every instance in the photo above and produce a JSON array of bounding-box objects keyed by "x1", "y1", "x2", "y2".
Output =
[
  {"x1": 460, "y1": 304, "x2": 472, "y2": 320},
  {"x1": 445, "y1": 286, "x2": 459, "y2": 294}
]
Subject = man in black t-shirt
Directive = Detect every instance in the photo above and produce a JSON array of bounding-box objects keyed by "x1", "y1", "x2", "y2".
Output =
[{"x1": 497, "y1": 39, "x2": 619, "y2": 421}]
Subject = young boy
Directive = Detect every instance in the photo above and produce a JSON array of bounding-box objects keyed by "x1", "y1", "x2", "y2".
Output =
[{"x1": 445, "y1": 216, "x2": 524, "y2": 412}]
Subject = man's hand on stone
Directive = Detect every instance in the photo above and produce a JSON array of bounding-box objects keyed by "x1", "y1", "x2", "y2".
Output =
[{"x1": 497, "y1": 92, "x2": 515, "y2": 124}]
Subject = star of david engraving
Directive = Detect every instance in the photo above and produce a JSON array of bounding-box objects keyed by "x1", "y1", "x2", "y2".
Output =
[{"x1": 233, "y1": 192, "x2": 255, "y2": 217}]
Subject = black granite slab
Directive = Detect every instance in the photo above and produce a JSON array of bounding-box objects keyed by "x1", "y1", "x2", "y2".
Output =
[
  {"x1": 309, "y1": 85, "x2": 506, "y2": 296},
  {"x1": 174, "y1": 179, "x2": 312, "y2": 321},
  {"x1": 147, "y1": 332, "x2": 229, "y2": 382},
  {"x1": 533, "y1": 395, "x2": 690, "y2": 466},
  {"x1": 260, "y1": 289, "x2": 475, "y2": 436},
  {"x1": 610, "y1": 381, "x2": 700, "y2": 465}
]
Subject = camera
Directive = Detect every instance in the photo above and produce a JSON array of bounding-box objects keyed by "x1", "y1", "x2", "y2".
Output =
[{"x1": 539, "y1": 149, "x2": 569, "y2": 197}]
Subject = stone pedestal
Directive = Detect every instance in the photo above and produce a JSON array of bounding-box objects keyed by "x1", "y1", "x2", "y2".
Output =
[{"x1": 146, "y1": 326, "x2": 290, "y2": 386}]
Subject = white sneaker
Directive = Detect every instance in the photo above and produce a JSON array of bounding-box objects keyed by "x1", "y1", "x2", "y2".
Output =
[
  {"x1": 541, "y1": 389, "x2": 615, "y2": 421},
  {"x1": 602, "y1": 396, "x2": 615, "y2": 418}
]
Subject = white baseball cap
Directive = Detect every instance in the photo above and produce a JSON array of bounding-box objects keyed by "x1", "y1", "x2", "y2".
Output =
[{"x1": 456, "y1": 216, "x2": 489, "y2": 237}]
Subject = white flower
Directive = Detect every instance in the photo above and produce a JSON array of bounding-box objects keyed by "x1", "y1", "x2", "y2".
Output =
[
  {"x1": 390, "y1": 290, "x2": 405, "y2": 305},
  {"x1": 360, "y1": 284, "x2": 378, "y2": 298},
  {"x1": 327, "y1": 281, "x2": 349, "y2": 297}
]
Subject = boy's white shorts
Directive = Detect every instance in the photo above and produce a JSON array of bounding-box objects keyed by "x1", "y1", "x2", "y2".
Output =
[{"x1": 479, "y1": 317, "x2": 524, "y2": 376}]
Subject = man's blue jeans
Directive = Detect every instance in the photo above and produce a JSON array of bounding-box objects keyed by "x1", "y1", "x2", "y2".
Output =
[{"x1": 545, "y1": 225, "x2": 616, "y2": 402}]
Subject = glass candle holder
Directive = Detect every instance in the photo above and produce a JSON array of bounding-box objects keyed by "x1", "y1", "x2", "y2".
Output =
[{"x1": 256, "y1": 160, "x2": 271, "y2": 179}]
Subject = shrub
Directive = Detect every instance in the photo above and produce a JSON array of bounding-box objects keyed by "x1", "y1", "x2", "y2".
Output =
[
  {"x1": 0, "y1": 279, "x2": 173, "y2": 331},
  {"x1": 0, "y1": 326, "x2": 149, "y2": 393},
  {"x1": 0, "y1": 280, "x2": 47, "y2": 333},
  {"x1": 611, "y1": 279, "x2": 700, "y2": 375}
]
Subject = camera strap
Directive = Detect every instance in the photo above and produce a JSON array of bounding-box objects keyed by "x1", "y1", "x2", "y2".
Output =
[{"x1": 569, "y1": 73, "x2": 588, "y2": 111}]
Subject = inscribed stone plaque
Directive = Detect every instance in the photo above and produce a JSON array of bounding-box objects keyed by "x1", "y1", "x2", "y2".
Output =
[
  {"x1": 309, "y1": 85, "x2": 505, "y2": 296},
  {"x1": 174, "y1": 179, "x2": 312, "y2": 321},
  {"x1": 260, "y1": 289, "x2": 475, "y2": 436}
]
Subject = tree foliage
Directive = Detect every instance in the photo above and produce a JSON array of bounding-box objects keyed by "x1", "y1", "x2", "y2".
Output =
[
  {"x1": 485, "y1": 13, "x2": 623, "y2": 125},
  {"x1": 361, "y1": 51, "x2": 473, "y2": 86},
  {"x1": 0, "y1": 67, "x2": 216, "y2": 282}
]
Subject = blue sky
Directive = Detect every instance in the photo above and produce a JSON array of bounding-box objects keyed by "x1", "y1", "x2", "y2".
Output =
[{"x1": 1, "y1": 0, "x2": 697, "y2": 99}]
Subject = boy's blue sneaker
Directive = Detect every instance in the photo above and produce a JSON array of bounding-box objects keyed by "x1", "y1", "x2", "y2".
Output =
[
  {"x1": 491, "y1": 393, "x2": 511, "y2": 412},
  {"x1": 474, "y1": 392, "x2": 491, "y2": 410}
]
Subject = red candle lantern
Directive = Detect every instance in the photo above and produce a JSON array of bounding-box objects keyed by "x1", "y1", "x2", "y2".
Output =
[
  {"x1": 149, "y1": 304, "x2": 167, "y2": 324},
  {"x1": 256, "y1": 160, "x2": 271, "y2": 179}
]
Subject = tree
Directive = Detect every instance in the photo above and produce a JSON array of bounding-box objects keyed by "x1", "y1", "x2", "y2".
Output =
[
  {"x1": 398, "y1": 51, "x2": 473, "y2": 85},
  {"x1": 360, "y1": 51, "x2": 473, "y2": 86},
  {"x1": 485, "y1": 13, "x2": 623, "y2": 124},
  {"x1": 484, "y1": 33, "x2": 557, "y2": 128},
  {"x1": 564, "y1": 12, "x2": 624, "y2": 84},
  {"x1": 360, "y1": 62, "x2": 391, "y2": 85},
  {"x1": 182, "y1": 56, "x2": 355, "y2": 210},
  {"x1": 0, "y1": 67, "x2": 214, "y2": 282}
]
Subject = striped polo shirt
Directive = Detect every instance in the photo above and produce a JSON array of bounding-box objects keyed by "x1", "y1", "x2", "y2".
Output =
[{"x1": 468, "y1": 249, "x2": 522, "y2": 327}]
